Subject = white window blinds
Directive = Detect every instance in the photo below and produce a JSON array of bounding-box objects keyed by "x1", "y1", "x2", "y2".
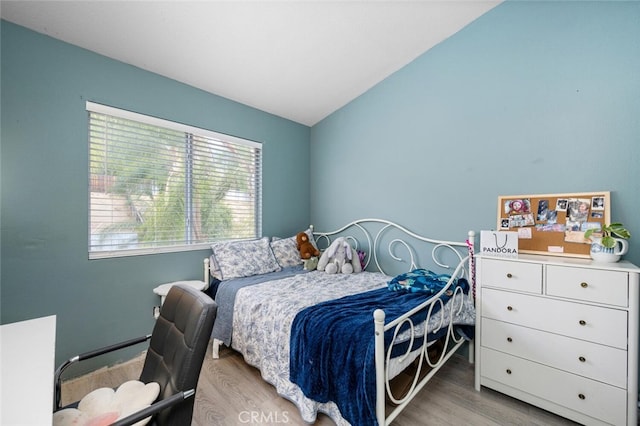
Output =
[{"x1": 88, "y1": 102, "x2": 262, "y2": 259}]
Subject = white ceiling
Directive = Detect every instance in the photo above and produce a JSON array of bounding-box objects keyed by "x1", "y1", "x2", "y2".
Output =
[{"x1": 1, "y1": 1, "x2": 501, "y2": 126}]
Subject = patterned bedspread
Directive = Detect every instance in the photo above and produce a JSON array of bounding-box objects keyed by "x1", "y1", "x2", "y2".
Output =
[
  {"x1": 212, "y1": 266, "x2": 308, "y2": 346},
  {"x1": 230, "y1": 270, "x2": 475, "y2": 424}
]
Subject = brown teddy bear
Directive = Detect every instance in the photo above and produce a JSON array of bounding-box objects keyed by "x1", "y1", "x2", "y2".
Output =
[{"x1": 296, "y1": 231, "x2": 320, "y2": 259}]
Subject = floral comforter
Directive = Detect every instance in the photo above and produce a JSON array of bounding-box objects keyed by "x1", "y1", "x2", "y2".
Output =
[{"x1": 231, "y1": 270, "x2": 474, "y2": 425}]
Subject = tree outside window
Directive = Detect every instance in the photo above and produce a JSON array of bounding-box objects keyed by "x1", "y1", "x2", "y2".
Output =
[{"x1": 88, "y1": 102, "x2": 262, "y2": 258}]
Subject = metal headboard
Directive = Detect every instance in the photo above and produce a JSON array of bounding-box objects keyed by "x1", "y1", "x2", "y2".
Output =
[{"x1": 312, "y1": 218, "x2": 475, "y2": 280}]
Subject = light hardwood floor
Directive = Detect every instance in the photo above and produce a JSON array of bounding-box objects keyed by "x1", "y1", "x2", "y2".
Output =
[{"x1": 61, "y1": 342, "x2": 584, "y2": 425}]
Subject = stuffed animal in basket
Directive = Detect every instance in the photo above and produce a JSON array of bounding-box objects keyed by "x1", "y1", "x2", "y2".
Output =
[
  {"x1": 296, "y1": 231, "x2": 320, "y2": 259},
  {"x1": 317, "y1": 237, "x2": 362, "y2": 274}
]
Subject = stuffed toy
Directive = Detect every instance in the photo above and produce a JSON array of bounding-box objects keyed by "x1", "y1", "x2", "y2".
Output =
[
  {"x1": 296, "y1": 231, "x2": 320, "y2": 259},
  {"x1": 303, "y1": 256, "x2": 319, "y2": 271},
  {"x1": 317, "y1": 237, "x2": 362, "y2": 274}
]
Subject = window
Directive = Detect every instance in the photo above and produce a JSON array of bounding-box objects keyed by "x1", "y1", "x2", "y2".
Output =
[{"x1": 88, "y1": 102, "x2": 262, "y2": 259}]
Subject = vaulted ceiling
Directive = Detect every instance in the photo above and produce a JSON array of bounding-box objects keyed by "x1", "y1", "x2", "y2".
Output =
[{"x1": 1, "y1": 1, "x2": 501, "y2": 126}]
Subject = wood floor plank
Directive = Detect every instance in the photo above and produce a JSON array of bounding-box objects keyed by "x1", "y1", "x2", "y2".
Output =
[{"x1": 62, "y1": 343, "x2": 587, "y2": 425}]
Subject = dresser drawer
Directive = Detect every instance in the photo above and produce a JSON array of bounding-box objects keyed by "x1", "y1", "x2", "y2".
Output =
[
  {"x1": 480, "y1": 258, "x2": 542, "y2": 294},
  {"x1": 546, "y1": 265, "x2": 628, "y2": 307},
  {"x1": 481, "y1": 288, "x2": 627, "y2": 349},
  {"x1": 481, "y1": 318, "x2": 627, "y2": 388},
  {"x1": 480, "y1": 347, "x2": 627, "y2": 425}
]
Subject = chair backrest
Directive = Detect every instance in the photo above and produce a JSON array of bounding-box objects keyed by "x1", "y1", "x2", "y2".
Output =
[{"x1": 139, "y1": 284, "x2": 217, "y2": 425}]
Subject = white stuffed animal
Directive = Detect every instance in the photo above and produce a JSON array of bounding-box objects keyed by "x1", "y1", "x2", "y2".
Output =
[{"x1": 317, "y1": 237, "x2": 362, "y2": 274}]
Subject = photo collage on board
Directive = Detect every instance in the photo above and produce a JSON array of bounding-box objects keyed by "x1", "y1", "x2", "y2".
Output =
[{"x1": 500, "y1": 196, "x2": 606, "y2": 244}]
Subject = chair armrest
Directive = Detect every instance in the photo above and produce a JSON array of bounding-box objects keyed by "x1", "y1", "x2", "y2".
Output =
[
  {"x1": 109, "y1": 389, "x2": 195, "y2": 426},
  {"x1": 54, "y1": 334, "x2": 151, "y2": 411},
  {"x1": 77, "y1": 335, "x2": 152, "y2": 362}
]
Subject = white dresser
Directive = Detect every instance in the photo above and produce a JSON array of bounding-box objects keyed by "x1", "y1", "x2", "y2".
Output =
[{"x1": 474, "y1": 254, "x2": 640, "y2": 425}]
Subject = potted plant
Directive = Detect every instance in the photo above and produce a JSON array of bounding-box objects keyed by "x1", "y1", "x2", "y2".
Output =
[
  {"x1": 584, "y1": 223, "x2": 631, "y2": 247},
  {"x1": 584, "y1": 222, "x2": 631, "y2": 262}
]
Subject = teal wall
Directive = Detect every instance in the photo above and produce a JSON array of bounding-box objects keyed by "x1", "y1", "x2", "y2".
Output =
[
  {"x1": 2, "y1": 0, "x2": 640, "y2": 378},
  {"x1": 0, "y1": 21, "x2": 310, "y2": 372},
  {"x1": 311, "y1": 0, "x2": 640, "y2": 272},
  {"x1": 311, "y1": 0, "x2": 640, "y2": 383}
]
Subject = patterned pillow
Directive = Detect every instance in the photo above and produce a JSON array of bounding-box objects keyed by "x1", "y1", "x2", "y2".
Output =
[
  {"x1": 209, "y1": 255, "x2": 222, "y2": 280},
  {"x1": 270, "y1": 228, "x2": 319, "y2": 268},
  {"x1": 270, "y1": 237, "x2": 302, "y2": 268},
  {"x1": 210, "y1": 237, "x2": 281, "y2": 280}
]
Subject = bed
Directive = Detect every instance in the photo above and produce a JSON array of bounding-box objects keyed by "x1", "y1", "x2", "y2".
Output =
[{"x1": 206, "y1": 218, "x2": 476, "y2": 425}]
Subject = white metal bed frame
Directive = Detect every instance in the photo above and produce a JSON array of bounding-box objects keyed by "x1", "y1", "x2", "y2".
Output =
[
  {"x1": 312, "y1": 218, "x2": 475, "y2": 425},
  {"x1": 210, "y1": 218, "x2": 476, "y2": 425}
]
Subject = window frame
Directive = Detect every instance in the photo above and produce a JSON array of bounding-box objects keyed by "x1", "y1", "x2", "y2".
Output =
[{"x1": 87, "y1": 101, "x2": 263, "y2": 259}]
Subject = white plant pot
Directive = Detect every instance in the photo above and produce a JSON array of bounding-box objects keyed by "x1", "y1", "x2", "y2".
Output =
[{"x1": 590, "y1": 236, "x2": 629, "y2": 263}]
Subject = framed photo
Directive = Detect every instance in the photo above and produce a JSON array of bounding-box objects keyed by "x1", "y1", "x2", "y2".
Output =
[{"x1": 496, "y1": 191, "x2": 611, "y2": 258}]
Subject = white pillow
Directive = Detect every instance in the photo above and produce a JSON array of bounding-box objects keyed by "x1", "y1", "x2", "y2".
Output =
[
  {"x1": 53, "y1": 380, "x2": 160, "y2": 426},
  {"x1": 210, "y1": 237, "x2": 281, "y2": 280}
]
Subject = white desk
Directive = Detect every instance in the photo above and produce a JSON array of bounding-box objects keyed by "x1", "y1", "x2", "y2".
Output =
[{"x1": 1, "y1": 315, "x2": 57, "y2": 425}]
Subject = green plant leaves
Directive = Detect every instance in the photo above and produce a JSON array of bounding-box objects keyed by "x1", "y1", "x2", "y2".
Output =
[{"x1": 584, "y1": 222, "x2": 631, "y2": 247}]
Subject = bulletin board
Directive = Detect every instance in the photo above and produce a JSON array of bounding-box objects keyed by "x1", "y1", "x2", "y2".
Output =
[{"x1": 497, "y1": 191, "x2": 611, "y2": 258}]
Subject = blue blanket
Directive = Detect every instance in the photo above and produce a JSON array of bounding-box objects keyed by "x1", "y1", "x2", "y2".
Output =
[{"x1": 289, "y1": 276, "x2": 467, "y2": 426}]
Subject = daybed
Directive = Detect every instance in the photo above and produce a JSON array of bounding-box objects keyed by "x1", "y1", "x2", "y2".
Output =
[{"x1": 207, "y1": 218, "x2": 476, "y2": 425}]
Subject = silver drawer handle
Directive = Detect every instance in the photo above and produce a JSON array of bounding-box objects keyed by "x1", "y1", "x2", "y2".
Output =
[
  {"x1": 579, "y1": 320, "x2": 587, "y2": 326},
  {"x1": 579, "y1": 356, "x2": 586, "y2": 363},
  {"x1": 580, "y1": 282, "x2": 588, "y2": 288}
]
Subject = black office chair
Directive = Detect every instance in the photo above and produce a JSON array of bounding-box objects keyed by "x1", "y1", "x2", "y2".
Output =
[{"x1": 54, "y1": 284, "x2": 217, "y2": 426}]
